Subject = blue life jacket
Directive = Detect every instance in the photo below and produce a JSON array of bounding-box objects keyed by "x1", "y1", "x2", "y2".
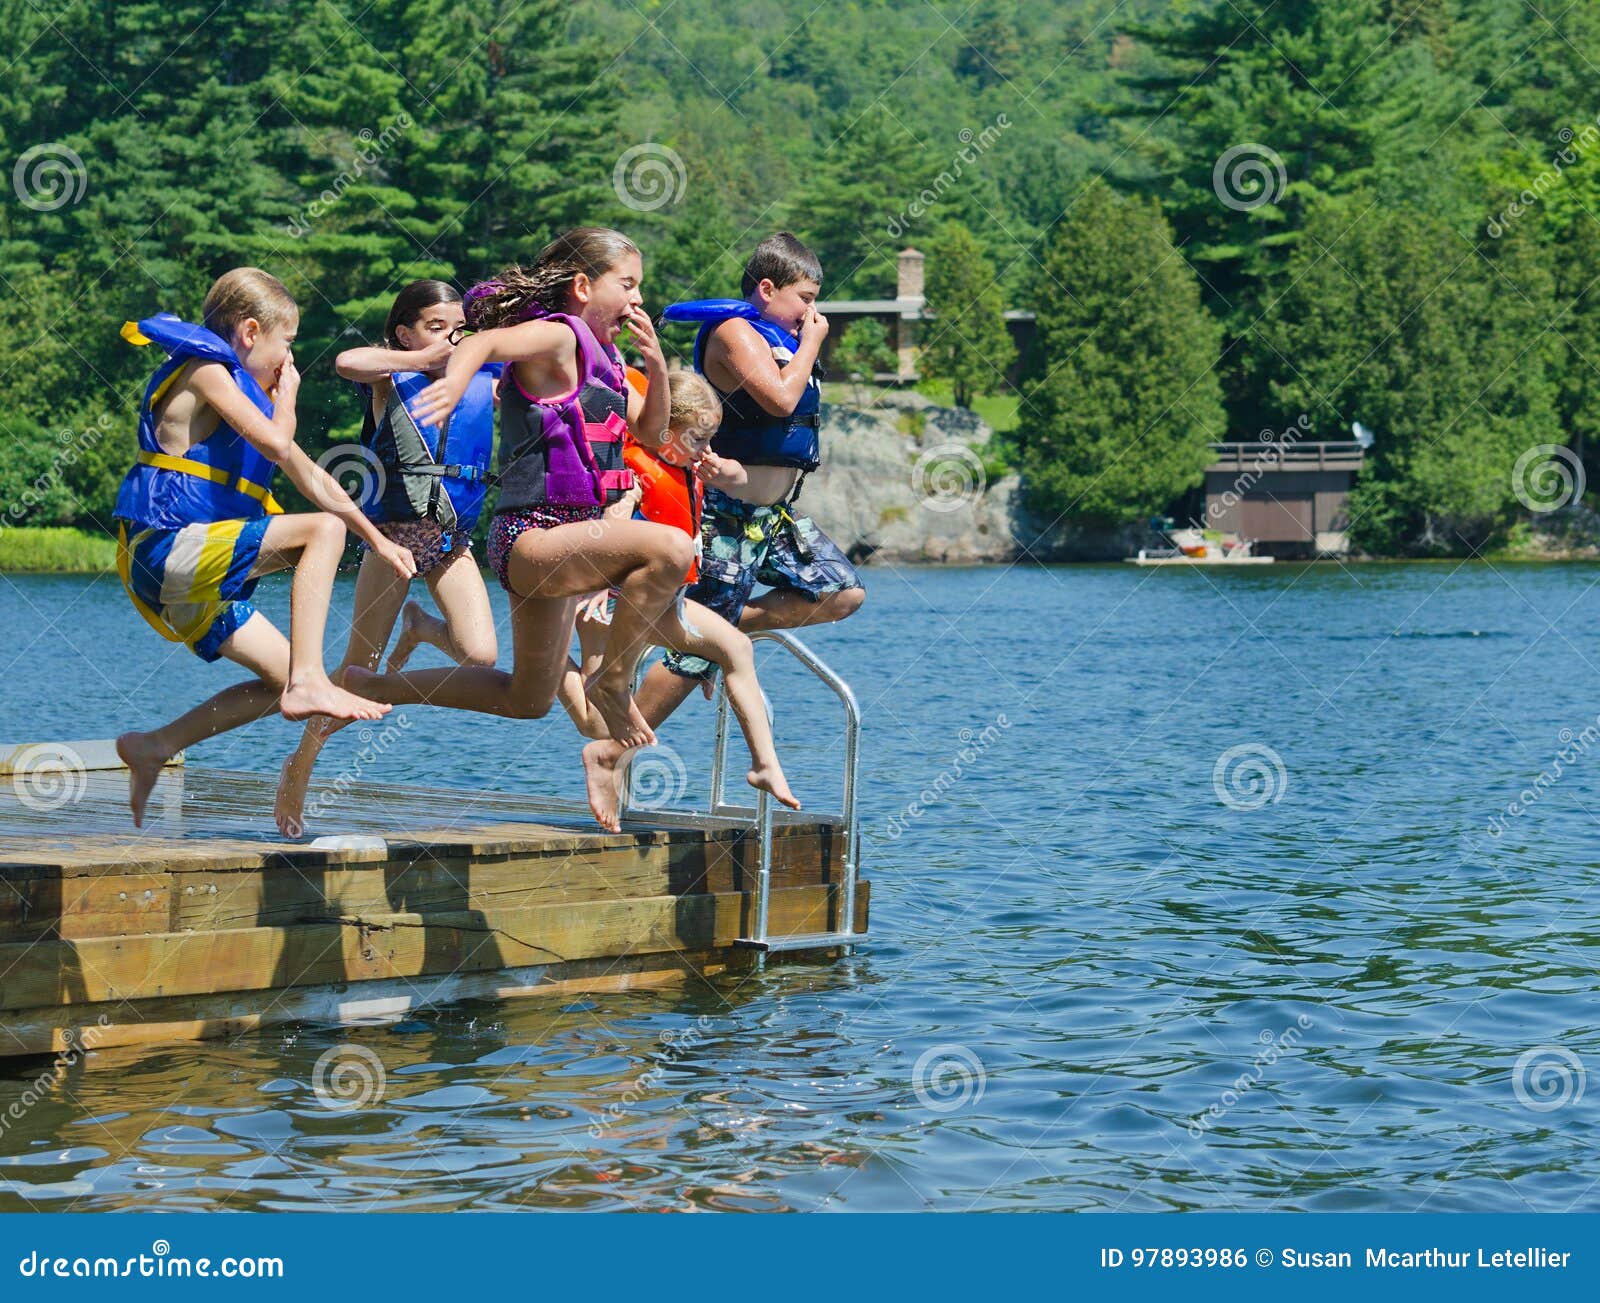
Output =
[
  {"x1": 659, "y1": 299, "x2": 821, "y2": 471},
  {"x1": 361, "y1": 364, "x2": 500, "y2": 537},
  {"x1": 113, "y1": 314, "x2": 284, "y2": 530}
]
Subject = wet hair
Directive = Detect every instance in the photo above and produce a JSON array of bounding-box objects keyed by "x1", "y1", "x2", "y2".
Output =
[
  {"x1": 741, "y1": 232, "x2": 823, "y2": 297},
  {"x1": 667, "y1": 368, "x2": 722, "y2": 437},
  {"x1": 202, "y1": 268, "x2": 297, "y2": 339},
  {"x1": 464, "y1": 227, "x2": 639, "y2": 331},
  {"x1": 384, "y1": 279, "x2": 462, "y2": 348}
]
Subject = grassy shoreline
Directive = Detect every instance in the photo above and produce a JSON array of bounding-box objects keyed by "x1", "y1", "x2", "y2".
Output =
[
  {"x1": 2, "y1": 524, "x2": 1597, "y2": 575},
  {"x1": 0, "y1": 526, "x2": 117, "y2": 574}
]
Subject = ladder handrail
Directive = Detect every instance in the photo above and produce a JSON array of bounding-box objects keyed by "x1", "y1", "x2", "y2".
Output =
[{"x1": 618, "y1": 630, "x2": 863, "y2": 953}]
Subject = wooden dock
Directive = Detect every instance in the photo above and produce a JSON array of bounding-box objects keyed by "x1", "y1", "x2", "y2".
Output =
[{"x1": 0, "y1": 762, "x2": 866, "y2": 1058}]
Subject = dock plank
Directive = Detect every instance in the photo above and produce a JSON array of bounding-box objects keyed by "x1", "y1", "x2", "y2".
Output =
[
  {"x1": 0, "y1": 883, "x2": 868, "y2": 1012},
  {"x1": 0, "y1": 766, "x2": 868, "y2": 1056}
]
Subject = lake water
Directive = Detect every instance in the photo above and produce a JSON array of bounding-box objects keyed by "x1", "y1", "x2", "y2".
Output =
[{"x1": 2, "y1": 559, "x2": 1599, "y2": 1212}]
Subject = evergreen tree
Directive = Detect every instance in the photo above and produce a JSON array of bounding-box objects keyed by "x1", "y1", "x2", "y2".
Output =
[
  {"x1": 1259, "y1": 195, "x2": 1559, "y2": 553},
  {"x1": 920, "y1": 221, "x2": 1015, "y2": 407},
  {"x1": 955, "y1": 4, "x2": 1025, "y2": 88},
  {"x1": 1116, "y1": 0, "x2": 1480, "y2": 426},
  {"x1": 396, "y1": 0, "x2": 623, "y2": 276},
  {"x1": 803, "y1": 106, "x2": 929, "y2": 298},
  {"x1": 1017, "y1": 181, "x2": 1224, "y2": 527},
  {"x1": 832, "y1": 319, "x2": 897, "y2": 380}
]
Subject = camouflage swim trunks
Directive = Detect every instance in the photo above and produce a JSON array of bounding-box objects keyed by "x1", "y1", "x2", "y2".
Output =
[{"x1": 663, "y1": 485, "x2": 862, "y2": 680}]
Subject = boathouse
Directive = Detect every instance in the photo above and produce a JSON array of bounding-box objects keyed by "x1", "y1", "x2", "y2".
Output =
[{"x1": 1202, "y1": 439, "x2": 1367, "y2": 558}]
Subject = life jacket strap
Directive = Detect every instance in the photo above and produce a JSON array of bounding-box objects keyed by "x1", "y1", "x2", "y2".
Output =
[
  {"x1": 391, "y1": 460, "x2": 488, "y2": 483},
  {"x1": 583, "y1": 412, "x2": 629, "y2": 444},
  {"x1": 136, "y1": 450, "x2": 284, "y2": 515}
]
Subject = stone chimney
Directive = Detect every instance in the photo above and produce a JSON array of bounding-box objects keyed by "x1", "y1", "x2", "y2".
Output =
[{"x1": 897, "y1": 248, "x2": 925, "y2": 304}]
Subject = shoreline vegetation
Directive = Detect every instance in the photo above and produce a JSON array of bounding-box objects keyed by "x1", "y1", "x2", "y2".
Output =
[
  {"x1": 0, "y1": 527, "x2": 117, "y2": 574},
  {"x1": 4, "y1": 520, "x2": 1599, "y2": 577}
]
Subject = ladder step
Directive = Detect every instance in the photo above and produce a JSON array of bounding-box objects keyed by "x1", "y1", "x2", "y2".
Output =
[{"x1": 735, "y1": 931, "x2": 862, "y2": 954}]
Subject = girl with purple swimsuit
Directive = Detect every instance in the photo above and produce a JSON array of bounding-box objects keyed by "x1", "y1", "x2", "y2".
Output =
[{"x1": 340, "y1": 228, "x2": 690, "y2": 751}]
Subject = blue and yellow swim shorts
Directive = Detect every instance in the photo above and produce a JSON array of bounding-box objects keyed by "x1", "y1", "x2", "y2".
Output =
[{"x1": 115, "y1": 517, "x2": 271, "y2": 662}]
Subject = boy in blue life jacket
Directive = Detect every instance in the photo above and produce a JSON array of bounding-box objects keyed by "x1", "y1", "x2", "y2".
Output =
[
  {"x1": 112, "y1": 268, "x2": 416, "y2": 825},
  {"x1": 582, "y1": 233, "x2": 864, "y2": 819}
]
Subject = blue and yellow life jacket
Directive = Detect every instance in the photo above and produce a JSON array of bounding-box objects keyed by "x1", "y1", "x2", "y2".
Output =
[
  {"x1": 113, "y1": 314, "x2": 284, "y2": 531},
  {"x1": 659, "y1": 298, "x2": 822, "y2": 472},
  {"x1": 361, "y1": 365, "x2": 499, "y2": 537}
]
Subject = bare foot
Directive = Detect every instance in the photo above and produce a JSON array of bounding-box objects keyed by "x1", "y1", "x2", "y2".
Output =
[
  {"x1": 280, "y1": 675, "x2": 390, "y2": 722},
  {"x1": 582, "y1": 739, "x2": 626, "y2": 831},
  {"x1": 748, "y1": 764, "x2": 801, "y2": 812},
  {"x1": 387, "y1": 600, "x2": 426, "y2": 673},
  {"x1": 585, "y1": 675, "x2": 655, "y2": 748},
  {"x1": 115, "y1": 731, "x2": 171, "y2": 828}
]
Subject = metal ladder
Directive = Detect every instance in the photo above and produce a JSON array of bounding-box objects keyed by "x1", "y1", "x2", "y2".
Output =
[{"x1": 618, "y1": 629, "x2": 863, "y2": 959}]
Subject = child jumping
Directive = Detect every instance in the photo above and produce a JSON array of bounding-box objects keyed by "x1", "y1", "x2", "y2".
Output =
[
  {"x1": 567, "y1": 369, "x2": 801, "y2": 831},
  {"x1": 112, "y1": 268, "x2": 416, "y2": 825},
  {"x1": 274, "y1": 279, "x2": 500, "y2": 836},
  {"x1": 629, "y1": 232, "x2": 865, "y2": 736},
  {"x1": 340, "y1": 227, "x2": 693, "y2": 748}
]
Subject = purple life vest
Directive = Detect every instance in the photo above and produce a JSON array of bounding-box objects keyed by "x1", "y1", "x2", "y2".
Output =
[{"x1": 494, "y1": 313, "x2": 634, "y2": 513}]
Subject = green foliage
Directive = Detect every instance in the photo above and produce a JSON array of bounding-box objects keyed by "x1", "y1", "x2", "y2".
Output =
[
  {"x1": 832, "y1": 319, "x2": 897, "y2": 380},
  {"x1": 1117, "y1": 0, "x2": 1487, "y2": 424},
  {"x1": 805, "y1": 107, "x2": 930, "y2": 297},
  {"x1": 1258, "y1": 196, "x2": 1559, "y2": 554},
  {"x1": 1, "y1": 0, "x2": 1596, "y2": 559},
  {"x1": 920, "y1": 222, "x2": 1015, "y2": 407},
  {"x1": 1017, "y1": 180, "x2": 1224, "y2": 527},
  {"x1": 0, "y1": 528, "x2": 117, "y2": 574}
]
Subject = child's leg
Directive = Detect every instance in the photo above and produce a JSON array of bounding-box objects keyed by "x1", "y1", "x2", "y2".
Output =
[
  {"x1": 558, "y1": 597, "x2": 612, "y2": 739},
  {"x1": 681, "y1": 605, "x2": 797, "y2": 810},
  {"x1": 346, "y1": 589, "x2": 578, "y2": 720},
  {"x1": 249, "y1": 512, "x2": 391, "y2": 722},
  {"x1": 116, "y1": 612, "x2": 290, "y2": 826},
  {"x1": 581, "y1": 602, "x2": 798, "y2": 832},
  {"x1": 739, "y1": 511, "x2": 866, "y2": 632},
  {"x1": 737, "y1": 585, "x2": 865, "y2": 631},
  {"x1": 389, "y1": 550, "x2": 498, "y2": 672},
  {"x1": 499, "y1": 517, "x2": 695, "y2": 747},
  {"x1": 275, "y1": 553, "x2": 412, "y2": 837}
]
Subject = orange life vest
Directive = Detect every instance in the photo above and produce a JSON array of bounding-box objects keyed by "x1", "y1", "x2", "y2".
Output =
[
  {"x1": 621, "y1": 366, "x2": 704, "y2": 582},
  {"x1": 624, "y1": 436, "x2": 703, "y2": 583}
]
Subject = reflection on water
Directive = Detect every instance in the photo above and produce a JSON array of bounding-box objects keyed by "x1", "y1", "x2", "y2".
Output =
[{"x1": 3, "y1": 562, "x2": 1600, "y2": 1211}]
